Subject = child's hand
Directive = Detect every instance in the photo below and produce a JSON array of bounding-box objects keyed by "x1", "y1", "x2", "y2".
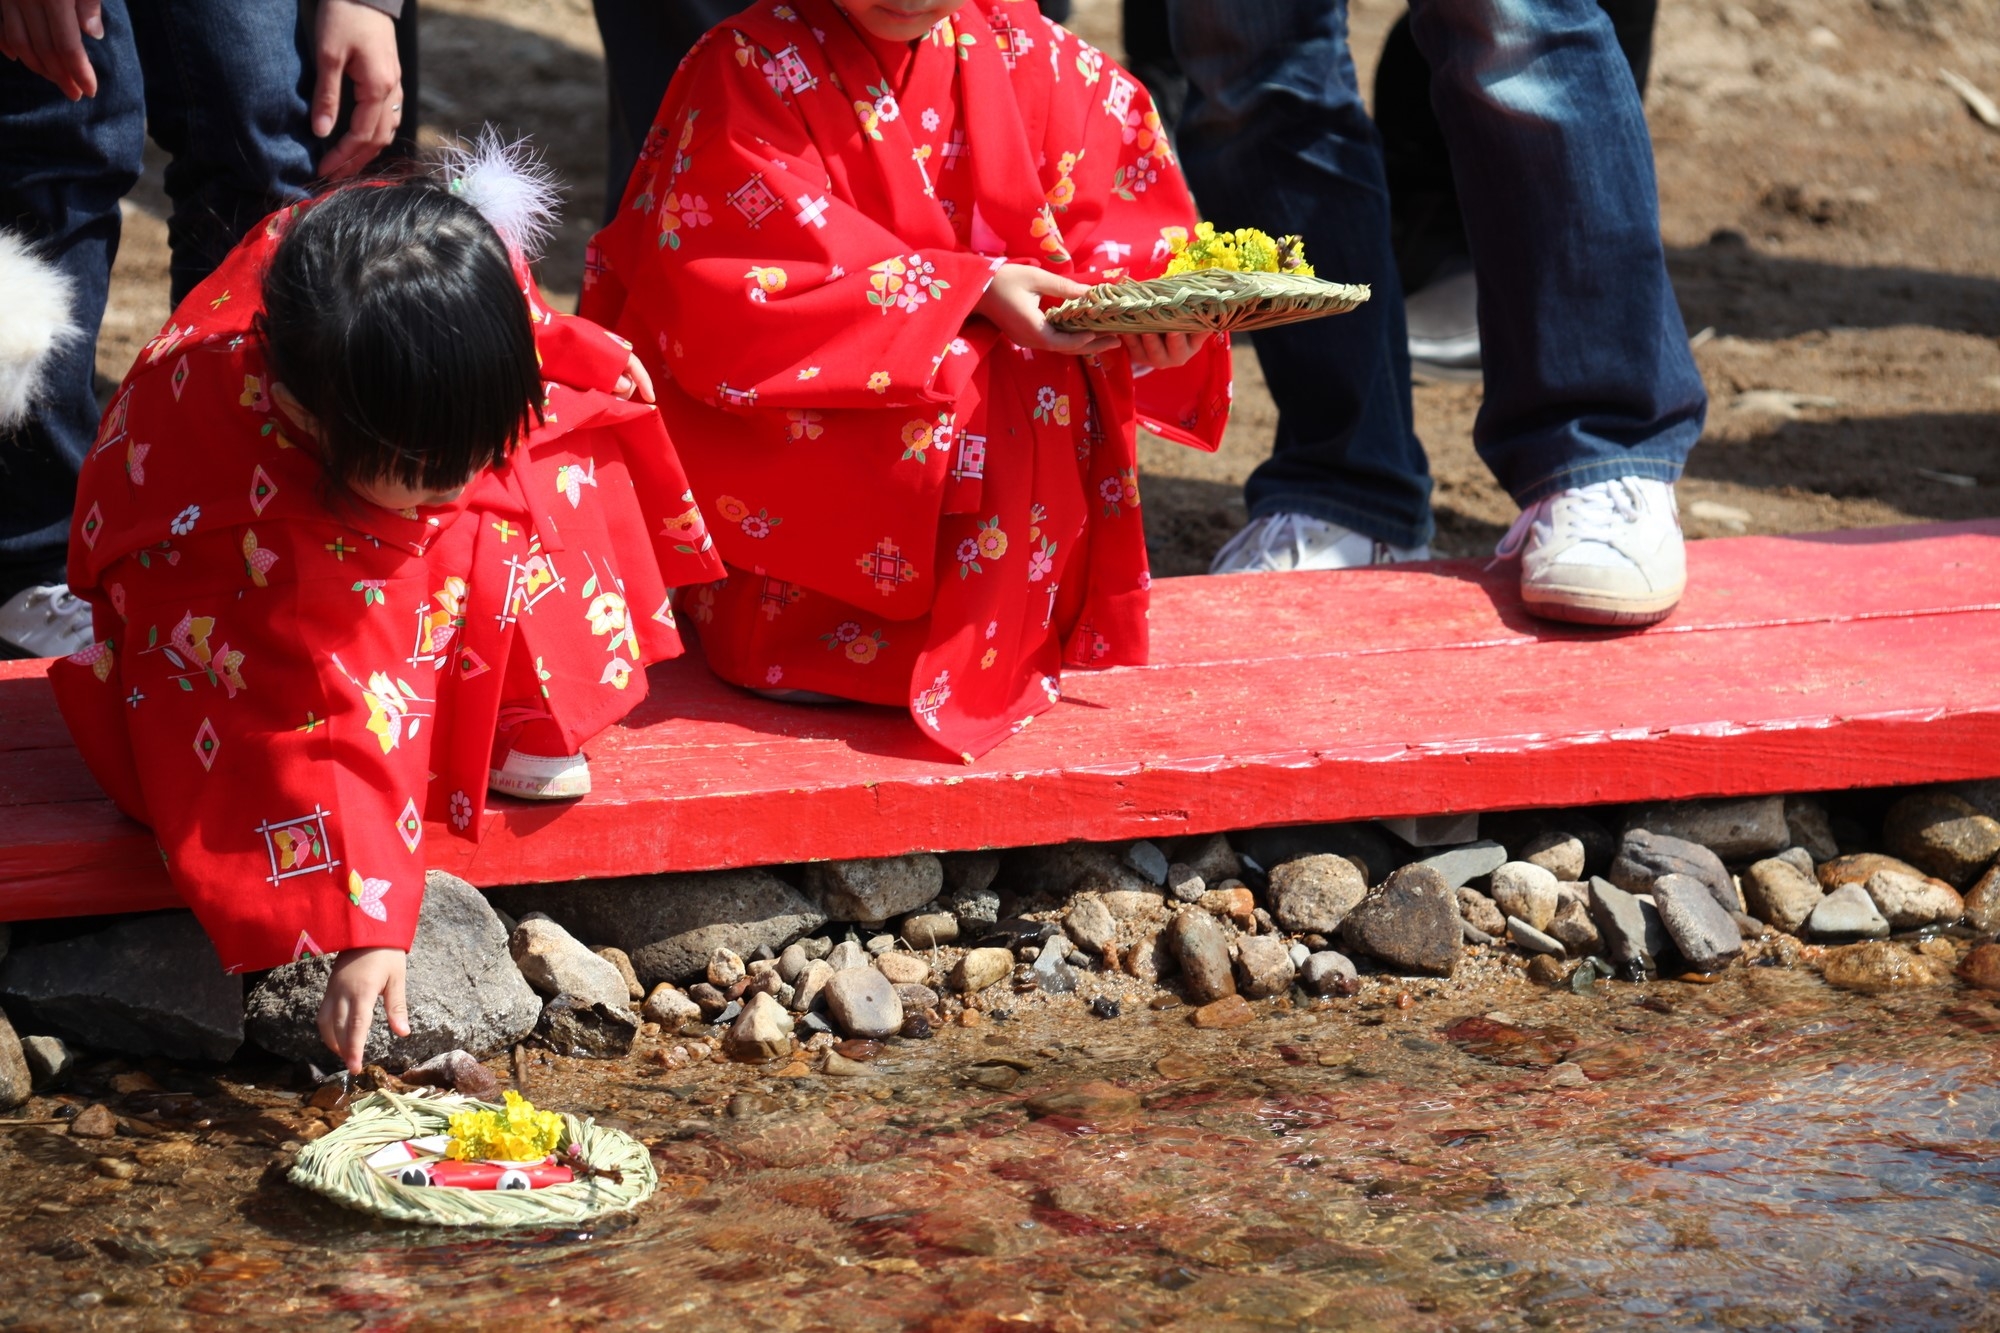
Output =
[
  {"x1": 317, "y1": 947, "x2": 411, "y2": 1074},
  {"x1": 614, "y1": 351, "x2": 655, "y2": 403},
  {"x1": 975, "y1": 264, "x2": 1119, "y2": 357},
  {"x1": 1119, "y1": 330, "x2": 1212, "y2": 370}
]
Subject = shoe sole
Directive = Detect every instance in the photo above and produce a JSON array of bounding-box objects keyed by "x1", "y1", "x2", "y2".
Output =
[
  {"x1": 487, "y1": 771, "x2": 592, "y2": 800},
  {"x1": 1522, "y1": 586, "x2": 1682, "y2": 627},
  {"x1": 1410, "y1": 359, "x2": 1482, "y2": 386}
]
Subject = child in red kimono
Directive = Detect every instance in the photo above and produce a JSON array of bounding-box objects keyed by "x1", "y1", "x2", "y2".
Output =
[
  {"x1": 581, "y1": 0, "x2": 1230, "y2": 760},
  {"x1": 49, "y1": 142, "x2": 724, "y2": 1071}
]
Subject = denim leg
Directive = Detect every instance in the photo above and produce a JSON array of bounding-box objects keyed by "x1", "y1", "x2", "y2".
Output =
[
  {"x1": 1407, "y1": 0, "x2": 1705, "y2": 504},
  {"x1": 129, "y1": 0, "x2": 316, "y2": 305},
  {"x1": 0, "y1": 0, "x2": 145, "y2": 595},
  {"x1": 1168, "y1": 0, "x2": 1432, "y2": 549}
]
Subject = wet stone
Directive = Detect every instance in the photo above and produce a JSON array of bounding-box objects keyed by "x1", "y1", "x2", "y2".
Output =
[
  {"x1": 1124, "y1": 840, "x2": 1171, "y2": 886},
  {"x1": 1166, "y1": 863, "x2": 1206, "y2": 904},
  {"x1": 1785, "y1": 795, "x2": 1840, "y2": 862},
  {"x1": 951, "y1": 948, "x2": 1015, "y2": 994},
  {"x1": 1415, "y1": 840, "x2": 1508, "y2": 889},
  {"x1": 1064, "y1": 895, "x2": 1119, "y2": 957},
  {"x1": 1490, "y1": 862, "x2": 1560, "y2": 932},
  {"x1": 1123, "y1": 928, "x2": 1174, "y2": 984},
  {"x1": 1742, "y1": 858, "x2": 1825, "y2": 935},
  {"x1": 1611, "y1": 830, "x2": 1739, "y2": 915},
  {"x1": 1883, "y1": 791, "x2": 2000, "y2": 886},
  {"x1": 1025, "y1": 1080, "x2": 1140, "y2": 1120},
  {"x1": 724, "y1": 992, "x2": 795, "y2": 1062},
  {"x1": 69, "y1": 1104, "x2": 117, "y2": 1138},
  {"x1": 1820, "y1": 942, "x2": 1950, "y2": 994},
  {"x1": 1807, "y1": 884, "x2": 1892, "y2": 940},
  {"x1": 1189, "y1": 994, "x2": 1256, "y2": 1029},
  {"x1": 1455, "y1": 887, "x2": 1507, "y2": 938},
  {"x1": 1957, "y1": 943, "x2": 2000, "y2": 991},
  {"x1": 894, "y1": 983, "x2": 939, "y2": 1015},
  {"x1": 1650, "y1": 874, "x2": 1744, "y2": 972},
  {"x1": 825, "y1": 968, "x2": 903, "y2": 1040},
  {"x1": 1526, "y1": 955, "x2": 1567, "y2": 988},
  {"x1": 1233, "y1": 934, "x2": 1296, "y2": 999},
  {"x1": 1588, "y1": 878, "x2": 1661, "y2": 974},
  {"x1": 1625, "y1": 796, "x2": 1789, "y2": 861},
  {"x1": 1964, "y1": 865, "x2": 2000, "y2": 935},
  {"x1": 1520, "y1": 830, "x2": 1586, "y2": 882},
  {"x1": 1029, "y1": 937, "x2": 1079, "y2": 994},
  {"x1": 1341, "y1": 865, "x2": 1463, "y2": 977},
  {"x1": 403, "y1": 1049, "x2": 503, "y2": 1100},
  {"x1": 537, "y1": 997, "x2": 640, "y2": 1058},
  {"x1": 1267, "y1": 854, "x2": 1368, "y2": 935},
  {"x1": 1861, "y1": 869, "x2": 1964, "y2": 930},
  {"x1": 1167, "y1": 909, "x2": 1237, "y2": 1004},
  {"x1": 823, "y1": 1051, "x2": 875, "y2": 1078},
  {"x1": 805, "y1": 854, "x2": 944, "y2": 924},
  {"x1": 874, "y1": 952, "x2": 930, "y2": 986},
  {"x1": 1507, "y1": 917, "x2": 1567, "y2": 959},
  {"x1": 901, "y1": 910, "x2": 959, "y2": 949},
  {"x1": 1299, "y1": 951, "x2": 1360, "y2": 997}
]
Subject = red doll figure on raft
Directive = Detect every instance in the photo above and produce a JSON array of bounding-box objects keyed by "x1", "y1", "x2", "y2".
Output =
[
  {"x1": 580, "y1": 0, "x2": 1232, "y2": 761},
  {"x1": 48, "y1": 136, "x2": 724, "y2": 1072}
]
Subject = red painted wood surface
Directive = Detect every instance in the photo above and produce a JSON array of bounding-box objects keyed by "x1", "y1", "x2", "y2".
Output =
[{"x1": 4, "y1": 520, "x2": 1998, "y2": 922}]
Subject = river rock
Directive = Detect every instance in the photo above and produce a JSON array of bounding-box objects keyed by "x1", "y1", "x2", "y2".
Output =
[
  {"x1": 1190, "y1": 994, "x2": 1255, "y2": 1028},
  {"x1": 0, "y1": 1012, "x2": 28, "y2": 1111},
  {"x1": 1, "y1": 912, "x2": 243, "y2": 1063},
  {"x1": 824, "y1": 967, "x2": 900, "y2": 1039},
  {"x1": 1507, "y1": 917, "x2": 1566, "y2": 958},
  {"x1": 641, "y1": 984, "x2": 703, "y2": 1028},
  {"x1": 509, "y1": 918, "x2": 631, "y2": 1010},
  {"x1": 776, "y1": 942, "x2": 811, "y2": 984},
  {"x1": 724, "y1": 992, "x2": 795, "y2": 1061},
  {"x1": 1029, "y1": 937, "x2": 1079, "y2": 993},
  {"x1": 403, "y1": 1049, "x2": 503, "y2": 1100},
  {"x1": 824, "y1": 940, "x2": 868, "y2": 973},
  {"x1": 1547, "y1": 897, "x2": 1602, "y2": 955},
  {"x1": 806, "y1": 855, "x2": 943, "y2": 924},
  {"x1": 1267, "y1": 854, "x2": 1368, "y2": 934},
  {"x1": 1455, "y1": 887, "x2": 1507, "y2": 937},
  {"x1": 1625, "y1": 797, "x2": 1789, "y2": 862},
  {"x1": 1124, "y1": 840, "x2": 1170, "y2": 886},
  {"x1": 1489, "y1": 862, "x2": 1560, "y2": 932},
  {"x1": 1742, "y1": 858, "x2": 1825, "y2": 935},
  {"x1": 875, "y1": 952, "x2": 930, "y2": 986},
  {"x1": 1101, "y1": 887, "x2": 1168, "y2": 920},
  {"x1": 797, "y1": 936, "x2": 833, "y2": 961},
  {"x1": 1167, "y1": 909, "x2": 1237, "y2": 1003},
  {"x1": 538, "y1": 996, "x2": 640, "y2": 1058},
  {"x1": 1861, "y1": 869, "x2": 1964, "y2": 930},
  {"x1": 1166, "y1": 864, "x2": 1206, "y2": 904},
  {"x1": 492, "y1": 869, "x2": 826, "y2": 988},
  {"x1": 941, "y1": 849, "x2": 1002, "y2": 898},
  {"x1": 1520, "y1": 830, "x2": 1586, "y2": 882},
  {"x1": 1341, "y1": 864, "x2": 1462, "y2": 977},
  {"x1": 1234, "y1": 823, "x2": 1398, "y2": 884},
  {"x1": 1807, "y1": 883, "x2": 1891, "y2": 940},
  {"x1": 1234, "y1": 935, "x2": 1296, "y2": 999},
  {"x1": 1883, "y1": 791, "x2": 2000, "y2": 886},
  {"x1": 1964, "y1": 865, "x2": 2000, "y2": 935},
  {"x1": 1123, "y1": 928, "x2": 1174, "y2": 984},
  {"x1": 593, "y1": 947, "x2": 644, "y2": 1001},
  {"x1": 1821, "y1": 941, "x2": 1950, "y2": 994},
  {"x1": 1784, "y1": 795, "x2": 1839, "y2": 861},
  {"x1": 1650, "y1": 874, "x2": 1743, "y2": 972},
  {"x1": 1008, "y1": 843, "x2": 1153, "y2": 898},
  {"x1": 1958, "y1": 944, "x2": 2000, "y2": 990},
  {"x1": 1299, "y1": 951, "x2": 1360, "y2": 997},
  {"x1": 1588, "y1": 878, "x2": 1665, "y2": 974},
  {"x1": 1063, "y1": 895, "x2": 1119, "y2": 956},
  {"x1": 901, "y1": 910, "x2": 959, "y2": 949},
  {"x1": 1416, "y1": 841, "x2": 1508, "y2": 889},
  {"x1": 1025, "y1": 1080, "x2": 1140, "y2": 1119},
  {"x1": 20, "y1": 1033, "x2": 71, "y2": 1091},
  {"x1": 951, "y1": 947, "x2": 1014, "y2": 993},
  {"x1": 705, "y1": 947, "x2": 746, "y2": 988},
  {"x1": 1181, "y1": 833, "x2": 1244, "y2": 886},
  {"x1": 789, "y1": 959, "x2": 835, "y2": 1013},
  {"x1": 1611, "y1": 830, "x2": 1738, "y2": 914}
]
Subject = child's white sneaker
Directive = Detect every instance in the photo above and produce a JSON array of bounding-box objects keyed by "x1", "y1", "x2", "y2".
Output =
[
  {"x1": 1500, "y1": 476, "x2": 1685, "y2": 626},
  {"x1": 1209, "y1": 512, "x2": 1430, "y2": 574},
  {"x1": 489, "y1": 749, "x2": 591, "y2": 800}
]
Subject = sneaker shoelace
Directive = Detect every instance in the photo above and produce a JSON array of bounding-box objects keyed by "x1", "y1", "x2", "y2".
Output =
[
  {"x1": 1213, "y1": 513, "x2": 1316, "y2": 569},
  {"x1": 26, "y1": 586, "x2": 93, "y2": 631},
  {"x1": 1494, "y1": 479, "x2": 1644, "y2": 560}
]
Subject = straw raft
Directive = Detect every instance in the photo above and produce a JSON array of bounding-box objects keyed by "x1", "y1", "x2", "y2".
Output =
[{"x1": 1048, "y1": 270, "x2": 1371, "y2": 335}]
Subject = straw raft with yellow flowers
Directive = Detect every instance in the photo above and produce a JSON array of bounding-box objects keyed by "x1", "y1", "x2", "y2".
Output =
[{"x1": 1049, "y1": 223, "x2": 1370, "y2": 335}]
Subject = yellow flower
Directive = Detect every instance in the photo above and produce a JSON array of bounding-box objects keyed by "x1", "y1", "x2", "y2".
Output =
[
  {"x1": 867, "y1": 371, "x2": 892, "y2": 393},
  {"x1": 446, "y1": 1091, "x2": 566, "y2": 1162},
  {"x1": 1164, "y1": 222, "x2": 1314, "y2": 277}
]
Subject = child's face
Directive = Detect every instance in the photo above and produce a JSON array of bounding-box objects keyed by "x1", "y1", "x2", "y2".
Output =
[{"x1": 837, "y1": 0, "x2": 969, "y2": 41}]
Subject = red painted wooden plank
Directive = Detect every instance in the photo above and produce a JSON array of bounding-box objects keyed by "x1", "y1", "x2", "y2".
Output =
[{"x1": 4, "y1": 520, "x2": 1998, "y2": 922}]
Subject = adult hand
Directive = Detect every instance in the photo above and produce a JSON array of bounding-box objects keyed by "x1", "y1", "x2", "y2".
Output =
[
  {"x1": 614, "y1": 350, "x2": 654, "y2": 403},
  {"x1": 0, "y1": 0, "x2": 104, "y2": 101},
  {"x1": 1119, "y1": 329, "x2": 1211, "y2": 370},
  {"x1": 313, "y1": 0, "x2": 402, "y2": 180},
  {"x1": 974, "y1": 264, "x2": 1118, "y2": 357},
  {"x1": 317, "y1": 946, "x2": 410, "y2": 1074}
]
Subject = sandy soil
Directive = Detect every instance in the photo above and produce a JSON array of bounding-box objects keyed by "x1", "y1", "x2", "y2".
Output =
[{"x1": 97, "y1": 0, "x2": 2000, "y2": 573}]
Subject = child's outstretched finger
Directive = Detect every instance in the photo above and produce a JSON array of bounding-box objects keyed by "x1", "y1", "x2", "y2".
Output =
[{"x1": 384, "y1": 966, "x2": 411, "y2": 1039}]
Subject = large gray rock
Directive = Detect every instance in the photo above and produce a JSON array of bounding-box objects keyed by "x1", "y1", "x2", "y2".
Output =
[
  {"x1": 1489, "y1": 862, "x2": 1560, "y2": 932},
  {"x1": 1883, "y1": 791, "x2": 2000, "y2": 887},
  {"x1": 1416, "y1": 841, "x2": 1508, "y2": 889},
  {"x1": 805, "y1": 855, "x2": 943, "y2": 924},
  {"x1": 1, "y1": 912, "x2": 242, "y2": 1062},
  {"x1": 1233, "y1": 934, "x2": 1296, "y2": 999},
  {"x1": 1742, "y1": 858, "x2": 1825, "y2": 935},
  {"x1": 825, "y1": 967, "x2": 903, "y2": 1038},
  {"x1": 1267, "y1": 855, "x2": 1368, "y2": 935},
  {"x1": 493, "y1": 869, "x2": 827, "y2": 988},
  {"x1": 510, "y1": 918, "x2": 631, "y2": 1010},
  {"x1": 1650, "y1": 874, "x2": 1744, "y2": 972},
  {"x1": 0, "y1": 1010, "x2": 29, "y2": 1110},
  {"x1": 1807, "y1": 883, "x2": 1891, "y2": 940},
  {"x1": 1611, "y1": 830, "x2": 1739, "y2": 914},
  {"x1": 246, "y1": 872, "x2": 539, "y2": 1068},
  {"x1": 1860, "y1": 869, "x2": 1964, "y2": 930},
  {"x1": 1340, "y1": 865, "x2": 1462, "y2": 977},
  {"x1": 1588, "y1": 878, "x2": 1667, "y2": 975},
  {"x1": 1167, "y1": 909, "x2": 1236, "y2": 1003},
  {"x1": 1625, "y1": 797, "x2": 1789, "y2": 862},
  {"x1": 1784, "y1": 796, "x2": 1840, "y2": 862}
]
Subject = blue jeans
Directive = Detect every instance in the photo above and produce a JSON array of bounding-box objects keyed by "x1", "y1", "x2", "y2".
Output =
[
  {"x1": 0, "y1": 0, "x2": 317, "y2": 594},
  {"x1": 1169, "y1": 0, "x2": 1706, "y2": 550}
]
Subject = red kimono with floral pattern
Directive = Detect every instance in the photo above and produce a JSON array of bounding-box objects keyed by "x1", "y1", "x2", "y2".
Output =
[
  {"x1": 581, "y1": 0, "x2": 1229, "y2": 760},
  {"x1": 48, "y1": 202, "x2": 724, "y2": 974}
]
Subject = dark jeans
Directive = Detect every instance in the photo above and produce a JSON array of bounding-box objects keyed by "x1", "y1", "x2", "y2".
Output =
[
  {"x1": 1169, "y1": 0, "x2": 1705, "y2": 548},
  {"x1": 0, "y1": 0, "x2": 319, "y2": 595}
]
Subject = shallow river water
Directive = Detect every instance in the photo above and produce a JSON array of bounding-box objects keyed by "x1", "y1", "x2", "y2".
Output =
[{"x1": 3, "y1": 963, "x2": 1998, "y2": 1331}]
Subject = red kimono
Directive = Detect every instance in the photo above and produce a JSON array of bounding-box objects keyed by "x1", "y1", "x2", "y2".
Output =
[
  {"x1": 581, "y1": 0, "x2": 1229, "y2": 760},
  {"x1": 49, "y1": 202, "x2": 725, "y2": 974}
]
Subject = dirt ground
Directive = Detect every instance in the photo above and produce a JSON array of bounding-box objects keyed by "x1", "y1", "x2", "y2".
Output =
[{"x1": 97, "y1": 0, "x2": 2000, "y2": 574}]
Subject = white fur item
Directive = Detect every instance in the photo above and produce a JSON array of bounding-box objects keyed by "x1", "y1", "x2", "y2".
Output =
[
  {"x1": 436, "y1": 130, "x2": 561, "y2": 261},
  {"x1": 0, "y1": 230, "x2": 79, "y2": 432}
]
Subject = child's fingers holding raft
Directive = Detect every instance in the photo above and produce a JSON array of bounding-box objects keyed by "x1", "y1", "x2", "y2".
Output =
[
  {"x1": 1120, "y1": 330, "x2": 1212, "y2": 370},
  {"x1": 614, "y1": 351, "x2": 655, "y2": 404}
]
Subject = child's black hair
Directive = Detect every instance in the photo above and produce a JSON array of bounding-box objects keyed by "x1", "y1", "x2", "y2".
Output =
[{"x1": 258, "y1": 179, "x2": 543, "y2": 497}]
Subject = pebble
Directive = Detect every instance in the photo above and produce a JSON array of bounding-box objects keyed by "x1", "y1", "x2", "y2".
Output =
[
  {"x1": 1024, "y1": 1080, "x2": 1140, "y2": 1119},
  {"x1": 705, "y1": 946, "x2": 746, "y2": 989},
  {"x1": 1548, "y1": 1061, "x2": 1591, "y2": 1088},
  {"x1": 1198, "y1": 884, "x2": 1256, "y2": 926},
  {"x1": 509, "y1": 918, "x2": 633, "y2": 1011},
  {"x1": 723, "y1": 992, "x2": 795, "y2": 1061},
  {"x1": 1883, "y1": 791, "x2": 2000, "y2": 886},
  {"x1": 951, "y1": 947, "x2": 1015, "y2": 994},
  {"x1": 1520, "y1": 830, "x2": 1586, "y2": 882},
  {"x1": 1507, "y1": 917, "x2": 1567, "y2": 959},
  {"x1": 594, "y1": 947, "x2": 645, "y2": 1001},
  {"x1": 777, "y1": 943, "x2": 810, "y2": 983},
  {"x1": 1820, "y1": 941, "x2": 1950, "y2": 994},
  {"x1": 901, "y1": 910, "x2": 959, "y2": 949},
  {"x1": 1101, "y1": 887, "x2": 1168, "y2": 919},
  {"x1": 1546, "y1": 897, "x2": 1602, "y2": 955},
  {"x1": 1, "y1": 1018, "x2": 34, "y2": 1112},
  {"x1": 1166, "y1": 863, "x2": 1206, "y2": 904},
  {"x1": 1455, "y1": 887, "x2": 1507, "y2": 937},
  {"x1": 1807, "y1": 883, "x2": 1891, "y2": 940},
  {"x1": 1416, "y1": 840, "x2": 1508, "y2": 889},
  {"x1": 1526, "y1": 955, "x2": 1567, "y2": 988},
  {"x1": 1063, "y1": 895, "x2": 1119, "y2": 957},
  {"x1": 1189, "y1": 994, "x2": 1256, "y2": 1029},
  {"x1": 1957, "y1": 943, "x2": 2000, "y2": 990},
  {"x1": 687, "y1": 981, "x2": 729, "y2": 1017},
  {"x1": 1587, "y1": 878, "x2": 1662, "y2": 975},
  {"x1": 1234, "y1": 934, "x2": 1296, "y2": 999},
  {"x1": 1489, "y1": 862, "x2": 1561, "y2": 932},
  {"x1": 1030, "y1": 937, "x2": 1080, "y2": 993},
  {"x1": 69, "y1": 1104, "x2": 117, "y2": 1139},
  {"x1": 1965, "y1": 865, "x2": 2000, "y2": 935},
  {"x1": 1299, "y1": 951, "x2": 1360, "y2": 997},
  {"x1": 1817, "y1": 852, "x2": 1930, "y2": 893},
  {"x1": 404, "y1": 1049, "x2": 503, "y2": 1099},
  {"x1": 893, "y1": 982, "x2": 939, "y2": 1014},
  {"x1": 834, "y1": 1038, "x2": 881, "y2": 1061},
  {"x1": 1784, "y1": 795, "x2": 1840, "y2": 862},
  {"x1": 866, "y1": 934, "x2": 896, "y2": 955},
  {"x1": 1341, "y1": 864, "x2": 1463, "y2": 977},
  {"x1": 797, "y1": 935, "x2": 833, "y2": 962},
  {"x1": 1089, "y1": 997, "x2": 1120, "y2": 1019},
  {"x1": 1624, "y1": 797, "x2": 1789, "y2": 861},
  {"x1": 874, "y1": 952, "x2": 931, "y2": 986},
  {"x1": 1166, "y1": 908, "x2": 1237, "y2": 1003},
  {"x1": 1742, "y1": 857, "x2": 1825, "y2": 935},
  {"x1": 825, "y1": 940, "x2": 869, "y2": 973},
  {"x1": 1286, "y1": 941, "x2": 1310, "y2": 969},
  {"x1": 825, "y1": 967, "x2": 903, "y2": 1040},
  {"x1": 1123, "y1": 928, "x2": 1173, "y2": 984},
  {"x1": 1182, "y1": 833, "x2": 1243, "y2": 886},
  {"x1": 1267, "y1": 854, "x2": 1368, "y2": 935},
  {"x1": 1611, "y1": 830, "x2": 1739, "y2": 914},
  {"x1": 93, "y1": 1156, "x2": 137, "y2": 1181},
  {"x1": 823, "y1": 1051, "x2": 876, "y2": 1078},
  {"x1": 948, "y1": 885, "x2": 1002, "y2": 929},
  {"x1": 1861, "y1": 868, "x2": 1964, "y2": 930},
  {"x1": 1650, "y1": 874, "x2": 1743, "y2": 972},
  {"x1": 1776, "y1": 846, "x2": 1817, "y2": 877},
  {"x1": 1124, "y1": 840, "x2": 1170, "y2": 886},
  {"x1": 1730, "y1": 911, "x2": 1767, "y2": 939},
  {"x1": 789, "y1": 960, "x2": 834, "y2": 1013},
  {"x1": 21, "y1": 1033, "x2": 72, "y2": 1092}
]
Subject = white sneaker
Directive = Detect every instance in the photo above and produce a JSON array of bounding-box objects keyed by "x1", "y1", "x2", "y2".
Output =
[
  {"x1": 489, "y1": 749, "x2": 591, "y2": 800},
  {"x1": 1209, "y1": 513, "x2": 1430, "y2": 574},
  {"x1": 0, "y1": 582, "x2": 95, "y2": 659},
  {"x1": 1405, "y1": 260, "x2": 1481, "y2": 383},
  {"x1": 1498, "y1": 477, "x2": 1686, "y2": 626}
]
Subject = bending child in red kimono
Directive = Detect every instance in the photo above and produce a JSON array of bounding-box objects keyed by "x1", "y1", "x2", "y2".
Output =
[
  {"x1": 582, "y1": 0, "x2": 1230, "y2": 760},
  {"x1": 49, "y1": 141, "x2": 724, "y2": 1071}
]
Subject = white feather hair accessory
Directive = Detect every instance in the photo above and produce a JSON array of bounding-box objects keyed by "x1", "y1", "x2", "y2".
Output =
[
  {"x1": 0, "y1": 229, "x2": 79, "y2": 432},
  {"x1": 436, "y1": 129, "x2": 562, "y2": 261}
]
